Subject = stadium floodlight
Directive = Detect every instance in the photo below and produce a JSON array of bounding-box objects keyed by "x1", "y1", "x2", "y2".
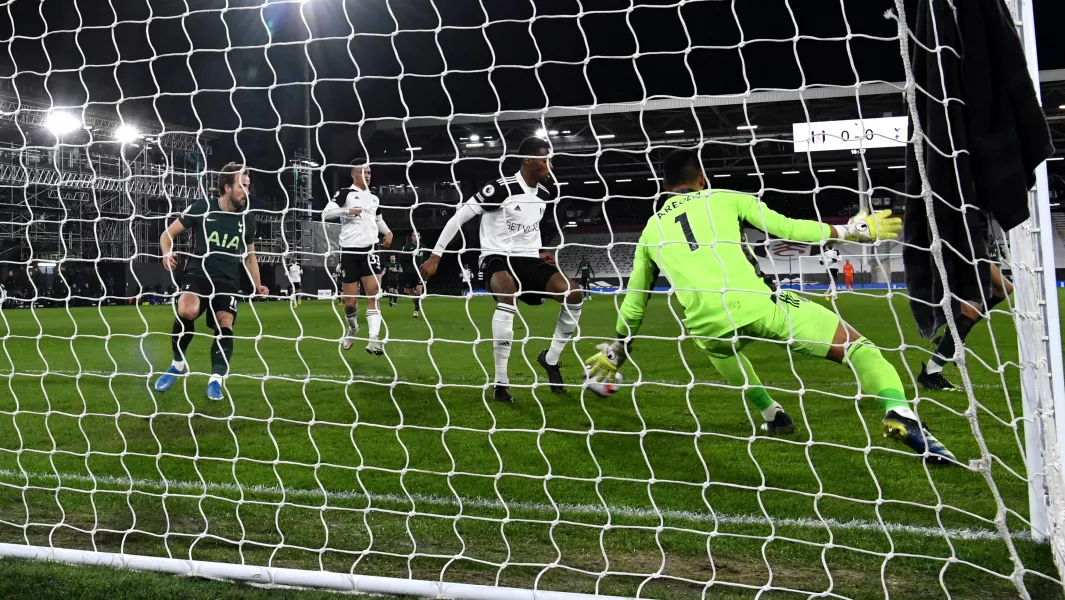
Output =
[
  {"x1": 737, "y1": 124, "x2": 758, "y2": 130},
  {"x1": 465, "y1": 142, "x2": 484, "y2": 148},
  {"x1": 1059, "y1": 105, "x2": 1065, "y2": 110},
  {"x1": 888, "y1": 165, "x2": 906, "y2": 169},
  {"x1": 781, "y1": 170, "x2": 800, "y2": 175},
  {"x1": 615, "y1": 178, "x2": 632, "y2": 182},
  {"x1": 468, "y1": 133, "x2": 480, "y2": 142},
  {"x1": 583, "y1": 180, "x2": 600, "y2": 184},
  {"x1": 817, "y1": 168, "x2": 836, "y2": 173},
  {"x1": 406, "y1": 146, "x2": 422, "y2": 151},
  {"x1": 44, "y1": 111, "x2": 82, "y2": 135},
  {"x1": 561, "y1": 130, "x2": 571, "y2": 134},
  {"x1": 747, "y1": 173, "x2": 762, "y2": 177},
  {"x1": 665, "y1": 129, "x2": 684, "y2": 134},
  {"x1": 535, "y1": 128, "x2": 547, "y2": 138},
  {"x1": 595, "y1": 133, "x2": 615, "y2": 139},
  {"x1": 713, "y1": 173, "x2": 731, "y2": 178},
  {"x1": 115, "y1": 124, "x2": 140, "y2": 144}
]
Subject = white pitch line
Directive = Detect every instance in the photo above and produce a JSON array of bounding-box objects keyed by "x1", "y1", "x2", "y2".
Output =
[
  {"x1": 3, "y1": 369, "x2": 1008, "y2": 390},
  {"x1": 0, "y1": 468, "x2": 1035, "y2": 543}
]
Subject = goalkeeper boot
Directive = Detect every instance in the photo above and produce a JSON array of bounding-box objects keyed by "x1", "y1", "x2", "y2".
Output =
[
  {"x1": 493, "y1": 385, "x2": 513, "y2": 403},
  {"x1": 365, "y1": 340, "x2": 384, "y2": 356},
  {"x1": 760, "y1": 411, "x2": 796, "y2": 435},
  {"x1": 206, "y1": 377, "x2": 225, "y2": 402},
  {"x1": 917, "y1": 362, "x2": 959, "y2": 392},
  {"x1": 882, "y1": 409, "x2": 956, "y2": 465},
  {"x1": 153, "y1": 365, "x2": 186, "y2": 393},
  {"x1": 537, "y1": 350, "x2": 565, "y2": 394}
]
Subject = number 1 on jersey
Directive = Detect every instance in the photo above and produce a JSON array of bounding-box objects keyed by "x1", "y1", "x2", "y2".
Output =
[{"x1": 675, "y1": 213, "x2": 699, "y2": 251}]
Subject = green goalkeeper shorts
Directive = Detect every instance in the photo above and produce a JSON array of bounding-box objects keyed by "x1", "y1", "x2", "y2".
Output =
[{"x1": 694, "y1": 291, "x2": 840, "y2": 359}]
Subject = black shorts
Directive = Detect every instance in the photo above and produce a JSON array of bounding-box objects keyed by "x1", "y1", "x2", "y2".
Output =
[
  {"x1": 291, "y1": 281, "x2": 302, "y2": 292},
  {"x1": 340, "y1": 247, "x2": 379, "y2": 284},
  {"x1": 481, "y1": 255, "x2": 560, "y2": 306},
  {"x1": 404, "y1": 273, "x2": 422, "y2": 289},
  {"x1": 179, "y1": 273, "x2": 240, "y2": 324},
  {"x1": 384, "y1": 274, "x2": 401, "y2": 289}
]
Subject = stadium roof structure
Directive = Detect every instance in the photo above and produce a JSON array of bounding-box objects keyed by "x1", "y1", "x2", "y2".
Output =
[
  {"x1": 368, "y1": 69, "x2": 1065, "y2": 186},
  {"x1": 0, "y1": 81, "x2": 217, "y2": 156}
]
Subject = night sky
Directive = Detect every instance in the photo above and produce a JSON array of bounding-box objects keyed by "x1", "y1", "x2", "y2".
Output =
[{"x1": 1, "y1": 0, "x2": 1061, "y2": 200}]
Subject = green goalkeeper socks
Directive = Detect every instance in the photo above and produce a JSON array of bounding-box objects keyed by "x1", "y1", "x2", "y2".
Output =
[
  {"x1": 843, "y1": 338, "x2": 909, "y2": 413},
  {"x1": 709, "y1": 352, "x2": 778, "y2": 416}
]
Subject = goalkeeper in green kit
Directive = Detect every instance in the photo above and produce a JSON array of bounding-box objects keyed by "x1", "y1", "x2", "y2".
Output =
[{"x1": 585, "y1": 150, "x2": 955, "y2": 465}]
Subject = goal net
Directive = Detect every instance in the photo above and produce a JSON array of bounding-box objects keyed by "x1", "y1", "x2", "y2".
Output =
[{"x1": 0, "y1": 0, "x2": 1062, "y2": 598}]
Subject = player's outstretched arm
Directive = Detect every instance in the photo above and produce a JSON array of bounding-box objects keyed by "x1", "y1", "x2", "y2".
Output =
[
  {"x1": 585, "y1": 241, "x2": 655, "y2": 382},
  {"x1": 735, "y1": 194, "x2": 901, "y2": 244},
  {"x1": 420, "y1": 198, "x2": 483, "y2": 280}
]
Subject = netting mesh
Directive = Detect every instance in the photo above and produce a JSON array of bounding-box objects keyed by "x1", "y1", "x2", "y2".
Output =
[{"x1": 0, "y1": 0, "x2": 1060, "y2": 598}]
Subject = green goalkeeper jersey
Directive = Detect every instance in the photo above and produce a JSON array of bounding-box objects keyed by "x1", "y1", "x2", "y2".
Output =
[{"x1": 617, "y1": 189, "x2": 831, "y2": 340}]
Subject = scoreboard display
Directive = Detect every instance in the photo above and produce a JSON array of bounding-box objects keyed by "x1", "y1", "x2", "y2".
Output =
[{"x1": 792, "y1": 117, "x2": 908, "y2": 153}]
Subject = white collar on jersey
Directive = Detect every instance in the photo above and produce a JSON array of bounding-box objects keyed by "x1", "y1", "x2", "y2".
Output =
[{"x1": 513, "y1": 172, "x2": 537, "y2": 196}]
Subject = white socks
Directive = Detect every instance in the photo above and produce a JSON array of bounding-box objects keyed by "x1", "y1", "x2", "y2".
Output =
[
  {"x1": 172, "y1": 360, "x2": 186, "y2": 372},
  {"x1": 924, "y1": 360, "x2": 944, "y2": 374},
  {"x1": 545, "y1": 301, "x2": 583, "y2": 365},
  {"x1": 367, "y1": 309, "x2": 382, "y2": 341},
  {"x1": 492, "y1": 305, "x2": 516, "y2": 385},
  {"x1": 345, "y1": 310, "x2": 358, "y2": 334}
]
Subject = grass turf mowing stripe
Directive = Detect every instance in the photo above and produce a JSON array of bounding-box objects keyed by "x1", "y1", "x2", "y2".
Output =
[
  {"x1": 0, "y1": 467, "x2": 1035, "y2": 543},
  {"x1": 1, "y1": 369, "x2": 1009, "y2": 390}
]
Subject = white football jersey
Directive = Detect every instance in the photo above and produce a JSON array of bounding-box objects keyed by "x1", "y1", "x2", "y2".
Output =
[
  {"x1": 468, "y1": 174, "x2": 552, "y2": 259},
  {"x1": 287, "y1": 263, "x2": 302, "y2": 283},
  {"x1": 322, "y1": 186, "x2": 387, "y2": 249}
]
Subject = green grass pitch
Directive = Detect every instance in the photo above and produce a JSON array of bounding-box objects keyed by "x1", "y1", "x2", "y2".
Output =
[{"x1": 0, "y1": 289, "x2": 1061, "y2": 599}]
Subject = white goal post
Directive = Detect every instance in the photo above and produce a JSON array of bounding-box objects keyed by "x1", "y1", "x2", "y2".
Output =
[
  {"x1": 0, "y1": 0, "x2": 1064, "y2": 598},
  {"x1": 1006, "y1": 0, "x2": 1065, "y2": 576}
]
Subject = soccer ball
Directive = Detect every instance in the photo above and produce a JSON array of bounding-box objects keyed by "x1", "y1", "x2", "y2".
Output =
[{"x1": 584, "y1": 368, "x2": 623, "y2": 397}]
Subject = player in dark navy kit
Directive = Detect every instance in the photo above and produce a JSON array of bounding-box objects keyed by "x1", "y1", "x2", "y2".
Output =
[{"x1": 154, "y1": 163, "x2": 268, "y2": 401}]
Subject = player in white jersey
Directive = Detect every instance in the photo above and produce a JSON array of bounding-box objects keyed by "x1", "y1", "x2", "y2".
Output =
[
  {"x1": 286, "y1": 259, "x2": 303, "y2": 305},
  {"x1": 322, "y1": 160, "x2": 393, "y2": 355},
  {"x1": 420, "y1": 137, "x2": 583, "y2": 403}
]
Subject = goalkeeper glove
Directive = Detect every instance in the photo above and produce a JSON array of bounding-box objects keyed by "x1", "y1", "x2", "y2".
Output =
[
  {"x1": 835, "y1": 209, "x2": 902, "y2": 242},
  {"x1": 584, "y1": 341, "x2": 629, "y2": 383}
]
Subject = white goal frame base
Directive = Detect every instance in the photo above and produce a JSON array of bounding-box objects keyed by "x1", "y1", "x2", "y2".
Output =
[{"x1": 0, "y1": 543, "x2": 633, "y2": 600}]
